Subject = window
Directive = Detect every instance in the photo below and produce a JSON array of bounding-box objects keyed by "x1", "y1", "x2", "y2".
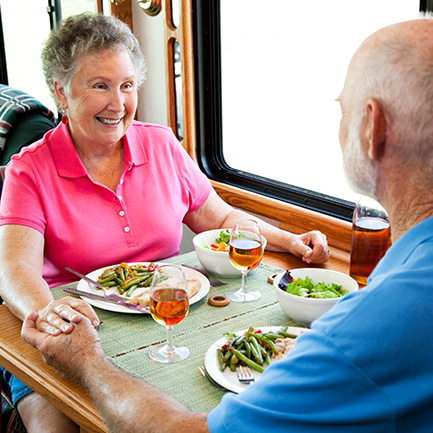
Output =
[
  {"x1": 1, "y1": 0, "x2": 100, "y2": 114},
  {"x1": 194, "y1": 1, "x2": 425, "y2": 220}
]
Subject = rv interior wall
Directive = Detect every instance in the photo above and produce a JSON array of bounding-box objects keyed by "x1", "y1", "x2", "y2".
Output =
[{"x1": 132, "y1": 1, "x2": 167, "y2": 126}]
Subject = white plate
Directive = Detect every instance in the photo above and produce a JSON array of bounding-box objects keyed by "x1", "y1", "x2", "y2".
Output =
[
  {"x1": 77, "y1": 262, "x2": 210, "y2": 314},
  {"x1": 204, "y1": 326, "x2": 308, "y2": 393}
]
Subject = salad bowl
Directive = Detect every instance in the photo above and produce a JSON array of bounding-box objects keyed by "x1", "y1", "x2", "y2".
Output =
[
  {"x1": 193, "y1": 229, "x2": 267, "y2": 278},
  {"x1": 273, "y1": 268, "x2": 359, "y2": 325}
]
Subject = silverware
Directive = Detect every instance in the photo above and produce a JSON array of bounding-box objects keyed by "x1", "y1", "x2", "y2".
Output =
[
  {"x1": 236, "y1": 366, "x2": 255, "y2": 384},
  {"x1": 198, "y1": 366, "x2": 226, "y2": 390},
  {"x1": 63, "y1": 286, "x2": 149, "y2": 312},
  {"x1": 65, "y1": 267, "x2": 109, "y2": 291},
  {"x1": 64, "y1": 267, "x2": 149, "y2": 312},
  {"x1": 181, "y1": 264, "x2": 226, "y2": 286}
]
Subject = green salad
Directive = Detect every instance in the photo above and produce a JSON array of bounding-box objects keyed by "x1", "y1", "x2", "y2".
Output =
[{"x1": 278, "y1": 270, "x2": 348, "y2": 299}]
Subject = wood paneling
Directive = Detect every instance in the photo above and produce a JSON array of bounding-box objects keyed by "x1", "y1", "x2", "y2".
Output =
[
  {"x1": 110, "y1": 0, "x2": 133, "y2": 30},
  {"x1": 163, "y1": 0, "x2": 197, "y2": 159},
  {"x1": 212, "y1": 181, "x2": 352, "y2": 252}
]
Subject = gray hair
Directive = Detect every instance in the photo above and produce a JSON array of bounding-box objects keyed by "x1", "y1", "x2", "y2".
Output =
[
  {"x1": 353, "y1": 20, "x2": 433, "y2": 182},
  {"x1": 41, "y1": 12, "x2": 146, "y2": 112}
]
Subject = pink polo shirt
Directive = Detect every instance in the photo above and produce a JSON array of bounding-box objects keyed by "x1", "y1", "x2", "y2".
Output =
[{"x1": 0, "y1": 121, "x2": 211, "y2": 288}]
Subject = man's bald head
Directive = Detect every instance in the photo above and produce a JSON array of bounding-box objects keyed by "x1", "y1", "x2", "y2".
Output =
[{"x1": 340, "y1": 18, "x2": 433, "y2": 185}]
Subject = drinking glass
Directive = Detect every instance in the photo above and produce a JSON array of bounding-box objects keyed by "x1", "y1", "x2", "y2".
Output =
[
  {"x1": 228, "y1": 218, "x2": 264, "y2": 302},
  {"x1": 149, "y1": 264, "x2": 189, "y2": 363},
  {"x1": 350, "y1": 196, "x2": 392, "y2": 286}
]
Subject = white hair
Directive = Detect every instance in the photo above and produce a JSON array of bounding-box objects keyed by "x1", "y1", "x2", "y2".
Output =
[{"x1": 352, "y1": 19, "x2": 433, "y2": 183}]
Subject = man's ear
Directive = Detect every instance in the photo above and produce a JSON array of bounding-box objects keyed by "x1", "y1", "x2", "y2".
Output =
[
  {"x1": 54, "y1": 82, "x2": 68, "y2": 110},
  {"x1": 364, "y1": 97, "x2": 386, "y2": 160}
]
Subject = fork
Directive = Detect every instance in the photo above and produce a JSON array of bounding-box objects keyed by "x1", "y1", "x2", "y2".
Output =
[{"x1": 236, "y1": 366, "x2": 255, "y2": 384}]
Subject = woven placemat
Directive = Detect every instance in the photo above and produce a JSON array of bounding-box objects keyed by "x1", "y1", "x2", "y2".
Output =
[{"x1": 53, "y1": 252, "x2": 305, "y2": 412}]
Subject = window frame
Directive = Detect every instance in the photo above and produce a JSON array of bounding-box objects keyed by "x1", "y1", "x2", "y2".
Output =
[{"x1": 192, "y1": 0, "x2": 430, "y2": 222}]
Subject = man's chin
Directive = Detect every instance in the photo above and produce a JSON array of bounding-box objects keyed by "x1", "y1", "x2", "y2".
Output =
[{"x1": 345, "y1": 178, "x2": 378, "y2": 201}]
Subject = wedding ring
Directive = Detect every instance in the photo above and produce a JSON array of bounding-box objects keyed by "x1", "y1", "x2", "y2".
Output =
[{"x1": 327, "y1": 249, "x2": 331, "y2": 257}]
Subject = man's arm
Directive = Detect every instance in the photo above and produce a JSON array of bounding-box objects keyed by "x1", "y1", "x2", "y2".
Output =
[{"x1": 21, "y1": 313, "x2": 210, "y2": 433}]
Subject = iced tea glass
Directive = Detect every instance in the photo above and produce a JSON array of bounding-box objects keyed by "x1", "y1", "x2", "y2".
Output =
[{"x1": 350, "y1": 197, "x2": 392, "y2": 286}]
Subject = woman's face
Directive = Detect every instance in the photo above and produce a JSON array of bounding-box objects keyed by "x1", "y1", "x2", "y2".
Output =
[{"x1": 55, "y1": 49, "x2": 138, "y2": 151}]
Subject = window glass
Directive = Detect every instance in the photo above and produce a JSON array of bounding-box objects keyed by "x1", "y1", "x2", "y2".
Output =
[
  {"x1": 2, "y1": 0, "x2": 54, "y2": 112},
  {"x1": 220, "y1": 0, "x2": 420, "y2": 203},
  {"x1": 2, "y1": 0, "x2": 96, "y2": 114}
]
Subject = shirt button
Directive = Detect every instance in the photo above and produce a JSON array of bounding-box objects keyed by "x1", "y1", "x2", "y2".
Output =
[
  {"x1": 124, "y1": 226, "x2": 130, "y2": 233},
  {"x1": 119, "y1": 211, "x2": 125, "y2": 216},
  {"x1": 120, "y1": 179, "x2": 124, "y2": 184},
  {"x1": 118, "y1": 195, "x2": 123, "y2": 201}
]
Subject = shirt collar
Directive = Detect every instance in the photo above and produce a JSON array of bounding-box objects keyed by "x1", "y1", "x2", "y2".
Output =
[
  {"x1": 369, "y1": 216, "x2": 433, "y2": 283},
  {"x1": 51, "y1": 121, "x2": 148, "y2": 178}
]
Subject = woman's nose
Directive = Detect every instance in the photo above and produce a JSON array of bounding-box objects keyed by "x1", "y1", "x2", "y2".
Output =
[{"x1": 107, "y1": 89, "x2": 126, "y2": 111}]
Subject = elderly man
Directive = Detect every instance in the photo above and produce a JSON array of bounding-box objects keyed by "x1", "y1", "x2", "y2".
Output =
[{"x1": 22, "y1": 18, "x2": 433, "y2": 433}]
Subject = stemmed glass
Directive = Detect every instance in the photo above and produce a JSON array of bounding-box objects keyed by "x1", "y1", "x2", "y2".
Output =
[
  {"x1": 228, "y1": 218, "x2": 264, "y2": 302},
  {"x1": 149, "y1": 264, "x2": 189, "y2": 363}
]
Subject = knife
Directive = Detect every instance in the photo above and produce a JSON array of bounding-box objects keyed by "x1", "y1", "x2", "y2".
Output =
[
  {"x1": 65, "y1": 267, "x2": 111, "y2": 291},
  {"x1": 63, "y1": 286, "x2": 149, "y2": 312}
]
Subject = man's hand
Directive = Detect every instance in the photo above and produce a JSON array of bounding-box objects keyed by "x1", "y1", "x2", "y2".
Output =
[{"x1": 22, "y1": 311, "x2": 103, "y2": 383}]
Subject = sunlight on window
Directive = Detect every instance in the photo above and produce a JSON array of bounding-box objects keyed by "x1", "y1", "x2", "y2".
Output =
[
  {"x1": 221, "y1": 0, "x2": 420, "y2": 203},
  {"x1": 2, "y1": 0, "x2": 96, "y2": 115}
]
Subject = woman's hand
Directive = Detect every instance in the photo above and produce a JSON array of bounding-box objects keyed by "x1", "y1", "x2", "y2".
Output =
[
  {"x1": 35, "y1": 296, "x2": 101, "y2": 336},
  {"x1": 288, "y1": 231, "x2": 330, "y2": 264}
]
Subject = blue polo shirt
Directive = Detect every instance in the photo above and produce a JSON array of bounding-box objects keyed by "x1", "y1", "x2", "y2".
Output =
[{"x1": 208, "y1": 217, "x2": 433, "y2": 433}]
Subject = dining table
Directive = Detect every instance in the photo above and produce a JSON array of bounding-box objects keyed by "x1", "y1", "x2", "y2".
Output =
[{"x1": 0, "y1": 247, "x2": 349, "y2": 433}]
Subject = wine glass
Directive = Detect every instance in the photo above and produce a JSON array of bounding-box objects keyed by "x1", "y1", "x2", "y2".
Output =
[
  {"x1": 149, "y1": 264, "x2": 189, "y2": 363},
  {"x1": 228, "y1": 218, "x2": 264, "y2": 302}
]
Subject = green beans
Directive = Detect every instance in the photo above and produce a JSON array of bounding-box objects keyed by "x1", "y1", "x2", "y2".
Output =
[
  {"x1": 218, "y1": 326, "x2": 298, "y2": 373},
  {"x1": 96, "y1": 262, "x2": 156, "y2": 297}
]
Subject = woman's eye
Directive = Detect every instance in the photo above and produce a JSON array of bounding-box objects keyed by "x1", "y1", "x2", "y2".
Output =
[{"x1": 94, "y1": 83, "x2": 107, "y2": 90}]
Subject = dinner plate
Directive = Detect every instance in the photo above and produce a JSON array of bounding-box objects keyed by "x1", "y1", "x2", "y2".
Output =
[
  {"x1": 76, "y1": 262, "x2": 210, "y2": 314},
  {"x1": 204, "y1": 326, "x2": 308, "y2": 393}
]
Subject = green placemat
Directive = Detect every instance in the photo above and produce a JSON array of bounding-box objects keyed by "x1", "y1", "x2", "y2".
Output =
[{"x1": 53, "y1": 252, "x2": 305, "y2": 412}]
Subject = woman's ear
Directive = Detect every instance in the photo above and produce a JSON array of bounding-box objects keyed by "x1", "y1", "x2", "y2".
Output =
[
  {"x1": 364, "y1": 97, "x2": 386, "y2": 160},
  {"x1": 53, "y1": 82, "x2": 68, "y2": 110}
]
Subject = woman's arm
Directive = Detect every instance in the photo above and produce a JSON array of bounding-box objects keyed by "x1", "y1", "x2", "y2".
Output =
[
  {"x1": 183, "y1": 188, "x2": 329, "y2": 264},
  {"x1": 0, "y1": 224, "x2": 100, "y2": 333}
]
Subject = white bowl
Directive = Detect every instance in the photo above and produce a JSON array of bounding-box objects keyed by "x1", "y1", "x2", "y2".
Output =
[
  {"x1": 193, "y1": 229, "x2": 267, "y2": 278},
  {"x1": 273, "y1": 268, "x2": 359, "y2": 325}
]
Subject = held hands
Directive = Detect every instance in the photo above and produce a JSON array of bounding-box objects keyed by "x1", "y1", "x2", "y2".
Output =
[
  {"x1": 35, "y1": 296, "x2": 101, "y2": 335},
  {"x1": 21, "y1": 311, "x2": 103, "y2": 383},
  {"x1": 288, "y1": 231, "x2": 330, "y2": 264}
]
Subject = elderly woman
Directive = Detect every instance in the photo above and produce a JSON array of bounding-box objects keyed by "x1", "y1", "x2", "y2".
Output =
[{"x1": 0, "y1": 12, "x2": 328, "y2": 432}]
